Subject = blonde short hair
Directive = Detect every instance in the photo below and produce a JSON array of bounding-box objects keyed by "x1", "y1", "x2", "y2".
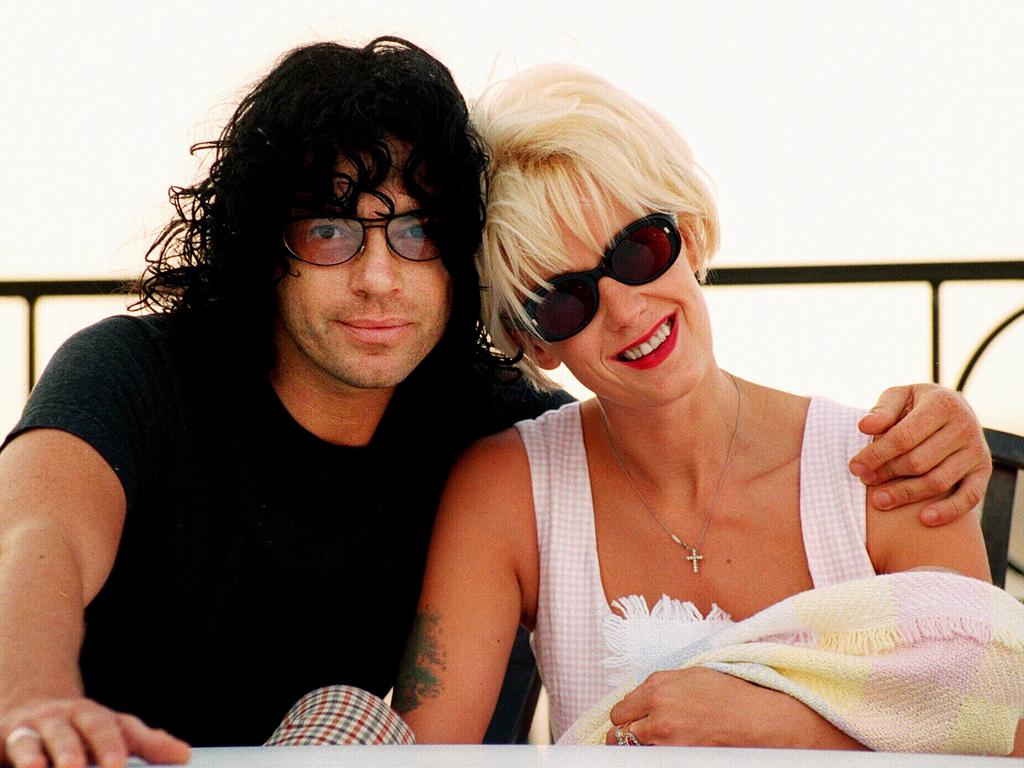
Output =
[{"x1": 472, "y1": 64, "x2": 720, "y2": 388}]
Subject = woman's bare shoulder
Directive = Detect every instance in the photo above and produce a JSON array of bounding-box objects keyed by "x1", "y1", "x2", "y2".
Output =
[
  {"x1": 450, "y1": 426, "x2": 530, "y2": 481},
  {"x1": 439, "y1": 427, "x2": 535, "y2": 529},
  {"x1": 437, "y1": 426, "x2": 541, "y2": 618}
]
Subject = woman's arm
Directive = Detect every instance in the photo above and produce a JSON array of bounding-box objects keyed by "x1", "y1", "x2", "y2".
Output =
[
  {"x1": 605, "y1": 668, "x2": 866, "y2": 749},
  {"x1": 865, "y1": 472, "x2": 991, "y2": 580},
  {"x1": 394, "y1": 429, "x2": 538, "y2": 743}
]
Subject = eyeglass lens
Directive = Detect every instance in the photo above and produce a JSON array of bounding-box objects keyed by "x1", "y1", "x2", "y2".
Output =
[{"x1": 284, "y1": 212, "x2": 438, "y2": 265}]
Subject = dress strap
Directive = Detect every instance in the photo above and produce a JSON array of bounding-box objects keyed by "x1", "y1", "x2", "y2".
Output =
[{"x1": 799, "y1": 397, "x2": 876, "y2": 586}]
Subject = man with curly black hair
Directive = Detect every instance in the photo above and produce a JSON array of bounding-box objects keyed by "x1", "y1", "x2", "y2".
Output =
[
  {"x1": 0, "y1": 37, "x2": 992, "y2": 765},
  {"x1": 0, "y1": 38, "x2": 572, "y2": 766}
]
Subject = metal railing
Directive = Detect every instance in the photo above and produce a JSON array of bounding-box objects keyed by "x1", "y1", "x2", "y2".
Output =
[
  {"x1": 2, "y1": 260, "x2": 1022, "y2": 393},
  {"x1": 703, "y1": 260, "x2": 1023, "y2": 387},
  {"x1": 1, "y1": 278, "x2": 131, "y2": 391},
  {"x1": 1, "y1": 260, "x2": 1023, "y2": 579}
]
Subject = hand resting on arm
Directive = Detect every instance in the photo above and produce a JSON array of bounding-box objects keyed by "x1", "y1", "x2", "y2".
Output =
[{"x1": 852, "y1": 383, "x2": 990, "y2": 526}]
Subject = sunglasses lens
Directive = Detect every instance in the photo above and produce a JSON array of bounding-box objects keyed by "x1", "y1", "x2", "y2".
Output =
[
  {"x1": 609, "y1": 223, "x2": 676, "y2": 283},
  {"x1": 525, "y1": 215, "x2": 680, "y2": 341},
  {"x1": 533, "y1": 277, "x2": 596, "y2": 340}
]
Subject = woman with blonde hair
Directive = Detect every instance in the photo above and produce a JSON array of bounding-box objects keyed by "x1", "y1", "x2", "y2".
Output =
[{"x1": 395, "y1": 65, "x2": 1023, "y2": 753}]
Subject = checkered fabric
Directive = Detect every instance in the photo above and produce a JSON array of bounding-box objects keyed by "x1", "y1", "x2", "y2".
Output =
[
  {"x1": 516, "y1": 397, "x2": 876, "y2": 741},
  {"x1": 264, "y1": 686, "x2": 415, "y2": 746}
]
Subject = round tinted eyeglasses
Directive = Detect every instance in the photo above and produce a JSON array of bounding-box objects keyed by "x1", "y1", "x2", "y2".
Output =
[
  {"x1": 283, "y1": 210, "x2": 440, "y2": 265},
  {"x1": 522, "y1": 213, "x2": 682, "y2": 342}
]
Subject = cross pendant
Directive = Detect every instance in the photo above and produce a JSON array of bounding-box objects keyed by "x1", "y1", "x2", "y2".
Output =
[{"x1": 686, "y1": 547, "x2": 704, "y2": 574}]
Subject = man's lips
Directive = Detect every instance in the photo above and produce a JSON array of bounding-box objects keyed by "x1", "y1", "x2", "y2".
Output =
[{"x1": 338, "y1": 318, "x2": 413, "y2": 344}]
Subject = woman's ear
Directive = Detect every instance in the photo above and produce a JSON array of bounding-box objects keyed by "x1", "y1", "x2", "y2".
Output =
[
  {"x1": 507, "y1": 323, "x2": 563, "y2": 371},
  {"x1": 528, "y1": 338, "x2": 563, "y2": 371}
]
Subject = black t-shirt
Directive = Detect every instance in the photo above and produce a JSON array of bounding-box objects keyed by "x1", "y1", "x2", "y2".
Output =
[{"x1": 3, "y1": 313, "x2": 570, "y2": 746}]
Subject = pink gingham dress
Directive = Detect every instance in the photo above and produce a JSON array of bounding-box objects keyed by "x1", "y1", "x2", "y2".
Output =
[{"x1": 516, "y1": 396, "x2": 876, "y2": 740}]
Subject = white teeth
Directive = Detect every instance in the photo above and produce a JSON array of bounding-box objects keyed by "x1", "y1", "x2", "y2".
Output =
[{"x1": 621, "y1": 319, "x2": 673, "y2": 361}]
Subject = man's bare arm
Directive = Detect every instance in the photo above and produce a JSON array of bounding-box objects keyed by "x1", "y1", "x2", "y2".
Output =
[{"x1": 0, "y1": 430, "x2": 189, "y2": 768}]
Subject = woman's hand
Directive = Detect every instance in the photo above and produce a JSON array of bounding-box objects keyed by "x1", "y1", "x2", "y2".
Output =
[
  {"x1": 850, "y1": 384, "x2": 991, "y2": 526},
  {"x1": 605, "y1": 668, "x2": 863, "y2": 749}
]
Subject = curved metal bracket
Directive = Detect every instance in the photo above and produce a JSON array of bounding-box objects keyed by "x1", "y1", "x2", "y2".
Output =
[{"x1": 956, "y1": 305, "x2": 1024, "y2": 393}]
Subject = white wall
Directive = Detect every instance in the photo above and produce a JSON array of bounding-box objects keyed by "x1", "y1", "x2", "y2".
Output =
[{"x1": 1, "y1": 0, "x2": 1022, "y2": 436}]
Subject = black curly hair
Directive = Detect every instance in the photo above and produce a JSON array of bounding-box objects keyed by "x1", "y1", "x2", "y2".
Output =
[{"x1": 136, "y1": 37, "x2": 497, "y2": 376}]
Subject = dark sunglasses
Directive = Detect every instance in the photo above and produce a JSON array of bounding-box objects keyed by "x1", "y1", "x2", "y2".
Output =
[
  {"x1": 522, "y1": 213, "x2": 682, "y2": 342},
  {"x1": 283, "y1": 210, "x2": 439, "y2": 266}
]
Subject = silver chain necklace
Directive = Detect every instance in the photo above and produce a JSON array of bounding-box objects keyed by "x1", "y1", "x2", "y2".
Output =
[{"x1": 599, "y1": 372, "x2": 742, "y2": 574}]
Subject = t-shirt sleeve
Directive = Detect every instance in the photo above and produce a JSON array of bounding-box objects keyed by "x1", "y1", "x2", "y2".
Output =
[{"x1": 2, "y1": 315, "x2": 174, "y2": 511}]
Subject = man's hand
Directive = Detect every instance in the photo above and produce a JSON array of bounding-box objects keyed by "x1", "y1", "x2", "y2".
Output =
[
  {"x1": 604, "y1": 668, "x2": 862, "y2": 748},
  {"x1": 849, "y1": 384, "x2": 991, "y2": 526},
  {"x1": 0, "y1": 698, "x2": 190, "y2": 768}
]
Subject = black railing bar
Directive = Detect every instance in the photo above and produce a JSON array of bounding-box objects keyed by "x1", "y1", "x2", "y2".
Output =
[
  {"x1": 931, "y1": 283, "x2": 941, "y2": 384},
  {"x1": 4, "y1": 281, "x2": 133, "y2": 392},
  {"x1": 1, "y1": 260, "x2": 1021, "y2": 297},
  {"x1": 705, "y1": 260, "x2": 1022, "y2": 286},
  {"x1": 0, "y1": 279, "x2": 132, "y2": 299},
  {"x1": 26, "y1": 296, "x2": 36, "y2": 395},
  {"x1": 3, "y1": 261, "x2": 1021, "y2": 392}
]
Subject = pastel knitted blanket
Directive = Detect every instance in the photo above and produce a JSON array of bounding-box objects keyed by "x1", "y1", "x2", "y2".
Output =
[{"x1": 560, "y1": 572, "x2": 1024, "y2": 754}]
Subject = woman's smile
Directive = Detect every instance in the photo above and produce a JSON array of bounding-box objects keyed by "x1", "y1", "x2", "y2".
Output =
[{"x1": 613, "y1": 312, "x2": 679, "y2": 370}]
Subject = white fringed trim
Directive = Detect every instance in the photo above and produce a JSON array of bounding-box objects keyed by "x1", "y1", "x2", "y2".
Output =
[
  {"x1": 809, "y1": 615, "x2": 1012, "y2": 656},
  {"x1": 608, "y1": 593, "x2": 731, "y2": 623},
  {"x1": 603, "y1": 594, "x2": 733, "y2": 675}
]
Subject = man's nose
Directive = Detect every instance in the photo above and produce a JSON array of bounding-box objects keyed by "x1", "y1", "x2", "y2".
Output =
[{"x1": 349, "y1": 226, "x2": 400, "y2": 295}]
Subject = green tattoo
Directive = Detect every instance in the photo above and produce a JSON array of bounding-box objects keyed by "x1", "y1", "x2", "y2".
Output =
[{"x1": 393, "y1": 611, "x2": 446, "y2": 712}]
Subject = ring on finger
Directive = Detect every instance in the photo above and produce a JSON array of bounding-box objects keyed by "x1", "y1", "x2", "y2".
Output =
[
  {"x1": 614, "y1": 725, "x2": 627, "y2": 746},
  {"x1": 5, "y1": 726, "x2": 42, "y2": 752},
  {"x1": 622, "y1": 720, "x2": 641, "y2": 746}
]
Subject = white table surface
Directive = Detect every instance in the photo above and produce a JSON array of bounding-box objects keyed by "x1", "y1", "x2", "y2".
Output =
[{"x1": 140, "y1": 745, "x2": 1016, "y2": 767}]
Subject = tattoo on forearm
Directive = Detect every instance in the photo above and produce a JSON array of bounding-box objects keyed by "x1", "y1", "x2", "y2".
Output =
[{"x1": 393, "y1": 611, "x2": 446, "y2": 712}]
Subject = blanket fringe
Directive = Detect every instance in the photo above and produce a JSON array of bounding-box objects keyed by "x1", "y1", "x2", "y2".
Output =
[
  {"x1": 608, "y1": 594, "x2": 731, "y2": 624},
  {"x1": 604, "y1": 595, "x2": 731, "y2": 673},
  {"x1": 810, "y1": 615, "x2": 1008, "y2": 656}
]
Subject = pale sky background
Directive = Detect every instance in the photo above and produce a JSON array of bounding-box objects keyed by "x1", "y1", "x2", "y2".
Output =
[{"x1": 0, "y1": 0, "x2": 1022, "y2": 440}]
